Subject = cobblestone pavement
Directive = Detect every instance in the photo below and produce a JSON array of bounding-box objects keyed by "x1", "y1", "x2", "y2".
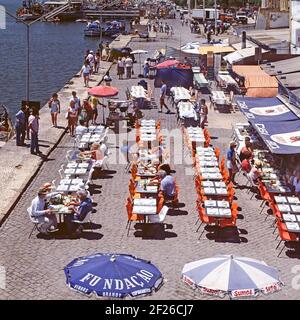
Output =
[{"x1": 0, "y1": 18, "x2": 300, "y2": 300}]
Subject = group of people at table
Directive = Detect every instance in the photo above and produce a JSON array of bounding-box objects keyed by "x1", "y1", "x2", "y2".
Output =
[
  {"x1": 126, "y1": 119, "x2": 178, "y2": 231},
  {"x1": 226, "y1": 129, "x2": 300, "y2": 245},
  {"x1": 28, "y1": 121, "x2": 110, "y2": 238},
  {"x1": 169, "y1": 86, "x2": 208, "y2": 129}
]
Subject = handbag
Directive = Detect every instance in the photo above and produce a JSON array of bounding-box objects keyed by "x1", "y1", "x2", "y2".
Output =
[{"x1": 65, "y1": 112, "x2": 69, "y2": 119}]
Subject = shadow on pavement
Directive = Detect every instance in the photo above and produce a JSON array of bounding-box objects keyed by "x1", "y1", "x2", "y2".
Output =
[{"x1": 133, "y1": 223, "x2": 177, "y2": 240}]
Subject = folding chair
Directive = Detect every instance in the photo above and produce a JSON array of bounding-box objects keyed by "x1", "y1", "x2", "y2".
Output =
[{"x1": 27, "y1": 207, "x2": 41, "y2": 239}]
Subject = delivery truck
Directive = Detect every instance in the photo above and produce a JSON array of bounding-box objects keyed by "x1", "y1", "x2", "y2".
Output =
[{"x1": 191, "y1": 8, "x2": 220, "y2": 22}]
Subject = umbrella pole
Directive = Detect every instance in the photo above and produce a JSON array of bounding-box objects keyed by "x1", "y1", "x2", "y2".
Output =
[
  {"x1": 102, "y1": 98, "x2": 105, "y2": 126},
  {"x1": 139, "y1": 53, "x2": 142, "y2": 77}
]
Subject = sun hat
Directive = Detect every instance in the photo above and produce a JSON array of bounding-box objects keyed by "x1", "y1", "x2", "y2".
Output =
[
  {"x1": 254, "y1": 160, "x2": 262, "y2": 168},
  {"x1": 43, "y1": 182, "x2": 54, "y2": 191}
]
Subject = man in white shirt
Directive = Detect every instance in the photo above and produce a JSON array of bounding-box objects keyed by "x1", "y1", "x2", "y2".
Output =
[
  {"x1": 29, "y1": 188, "x2": 58, "y2": 234},
  {"x1": 293, "y1": 171, "x2": 300, "y2": 195},
  {"x1": 87, "y1": 50, "x2": 95, "y2": 74},
  {"x1": 70, "y1": 91, "x2": 81, "y2": 111},
  {"x1": 125, "y1": 56, "x2": 133, "y2": 79},
  {"x1": 75, "y1": 119, "x2": 88, "y2": 137}
]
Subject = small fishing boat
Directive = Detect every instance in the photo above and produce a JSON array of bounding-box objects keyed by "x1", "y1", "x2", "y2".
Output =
[
  {"x1": 84, "y1": 21, "x2": 101, "y2": 37},
  {"x1": 0, "y1": 105, "x2": 14, "y2": 142}
]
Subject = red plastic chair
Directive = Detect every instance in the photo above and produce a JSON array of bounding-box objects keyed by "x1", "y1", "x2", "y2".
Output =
[{"x1": 276, "y1": 220, "x2": 299, "y2": 257}]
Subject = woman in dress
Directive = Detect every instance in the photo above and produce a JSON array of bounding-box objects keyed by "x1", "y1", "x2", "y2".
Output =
[
  {"x1": 67, "y1": 100, "x2": 78, "y2": 137},
  {"x1": 48, "y1": 93, "x2": 60, "y2": 127}
]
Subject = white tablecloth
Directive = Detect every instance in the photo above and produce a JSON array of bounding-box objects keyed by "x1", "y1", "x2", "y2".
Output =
[
  {"x1": 178, "y1": 102, "x2": 197, "y2": 119},
  {"x1": 131, "y1": 86, "x2": 147, "y2": 99}
]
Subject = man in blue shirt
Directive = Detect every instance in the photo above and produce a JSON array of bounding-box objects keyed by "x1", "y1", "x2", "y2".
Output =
[
  {"x1": 159, "y1": 80, "x2": 170, "y2": 114},
  {"x1": 158, "y1": 170, "x2": 175, "y2": 200},
  {"x1": 15, "y1": 106, "x2": 26, "y2": 146},
  {"x1": 64, "y1": 190, "x2": 93, "y2": 237}
]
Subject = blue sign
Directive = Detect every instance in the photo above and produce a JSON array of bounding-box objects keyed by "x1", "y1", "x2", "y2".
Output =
[{"x1": 236, "y1": 97, "x2": 298, "y2": 122}]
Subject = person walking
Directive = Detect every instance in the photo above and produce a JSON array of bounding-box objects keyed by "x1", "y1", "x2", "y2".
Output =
[
  {"x1": 143, "y1": 59, "x2": 150, "y2": 78},
  {"x1": 117, "y1": 57, "x2": 125, "y2": 80},
  {"x1": 199, "y1": 98, "x2": 208, "y2": 129},
  {"x1": 226, "y1": 141, "x2": 238, "y2": 185},
  {"x1": 89, "y1": 95, "x2": 99, "y2": 125},
  {"x1": 94, "y1": 50, "x2": 100, "y2": 73},
  {"x1": 125, "y1": 55, "x2": 133, "y2": 79},
  {"x1": 66, "y1": 100, "x2": 79, "y2": 137},
  {"x1": 159, "y1": 80, "x2": 170, "y2": 114},
  {"x1": 98, "y1": 41, "x2": 103, "y2": 60},
  {"x1": 48, "y1": 93, "x2": 60, "y2": 127},
  {"x1": 15, "y1": 105, "x2": 26, "y2": 146},
  {"x1": 28, "y1": 109, "x2": 40, "y2": 155},
  {"x1": 80, "y1": 61, "x2": 91, "y2": 87}
]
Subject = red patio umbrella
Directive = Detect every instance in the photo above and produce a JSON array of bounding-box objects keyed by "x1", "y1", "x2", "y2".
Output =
[
  {"x1": 88, "y1": 86, "x2": 119, "y2": 124},
  {"x1": 88, "y1": 85, "x2": 119, "y2": 97},
  {"x1": 156, "y1": 59, "x2": 180, "y2": 69}
]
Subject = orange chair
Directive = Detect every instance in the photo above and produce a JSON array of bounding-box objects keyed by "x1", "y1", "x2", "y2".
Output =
[
  {"x1": 196, "y1": 206, "x2": 216, "y2": 238},
  {"x1": 258, "y1": 181, "x2": 272, "y2": 213},
  {"x1": 125, "y1": 197, "x2": 143, "y2": 236},
  {"x1": 214, "y1": 147, "x2": 221, "y2": 160},
  {"x1": 157, "y1": 195, "x2": 165, "y2": 213},
  {"x1": 276, "y1": 220, "x2": 299, "y2": 257}
]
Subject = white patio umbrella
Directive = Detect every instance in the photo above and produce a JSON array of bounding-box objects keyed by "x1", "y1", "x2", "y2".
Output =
[
  {"x1": 182, "y1": 255, "x2": 283, "y2": 299},
  {"x1": 131, "y1": 49, "x2": 148, "y2": 77}
]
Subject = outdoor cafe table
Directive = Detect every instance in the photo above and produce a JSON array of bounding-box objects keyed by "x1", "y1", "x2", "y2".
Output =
[
  {"x1": 202, "y1": 181, "x2": 227, "y2": 188},
  {"x1": 134, "y1": 198, "x2": 157, "y2": 206},
  {"x1": 80, "y1": 133, "x2": 102, "y2": 144},
  {"x1": 131, "y1": 85, "x2": 147, "y2": 99},
  {"x1": 274, "y1": 196, "x2": 300, "y2": 205},
  {"x1": 211, "y1": 90, "x2": 230, "y2": 106},
  {"x1": 205, "y1": 207, "x2": 232, "y2": 219},
  {"x1": 196, "y1": 147, "x2": 215, "y2": 156},
  {"x1": 263, "y1": 180, "x2": 292, "y2": 194},
  {"x1": 204, "y1": 200, "x2": 230, "y2": 208},
  {"x1": 283, "y1": 221, "x2": 300, "y2": 234},
  {"x1": 170, "y1": 87, "x2": 191, "y2": 103},
  {"x1": 64, "y1": 167, "x2": 89, "y2": 178},
  {"x1": 140, "y1": 127, "x2": 157, "y2": 134},
  {"x1": 141, "y1": 119, "x2": 156, "y2": 126},
  {"x1": 88, "y1": 125, "x2": 105, "y2": 134},
  {"x1": 136, "y1": 169, "x2": 157, "y2": 178},
  {"x1": 178, "y1": 101, "x2": 197, "y2": 120},
  {"x1": 198, "y1": 167, "x2": 221, "y2": 174},
  {"x1": 198, "y1": 160, "x2": 219, "y2": 167},
  {"x1": 55, "y1": 183, "x2": 84, "y2": 194},
  {"x1": 203, "y1": 187, "x2": 228, "y2": 197},
  {"x1": 135, "y1": 180, "x2": 158, "y2": 195},
  {"x1": 201, "y1": 172, "x2": 223, "y2": 181},
  {"x1": 275, "y1": 204, "x2": 300, "y2": 214},
  {"x1": 66, "y1": 162, "x2": 90, "y2": 169},
  {"x1": 70, "y1": 150, "x2": 92, "y2": 162},
  {"x1": 48, "y1": 204, "x2": 73, "y2": 223}
]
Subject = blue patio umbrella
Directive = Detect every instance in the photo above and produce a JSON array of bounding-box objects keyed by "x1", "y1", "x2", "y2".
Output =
[{"x1": 64, "y1": 253, "x2": 163, "y2": 298}]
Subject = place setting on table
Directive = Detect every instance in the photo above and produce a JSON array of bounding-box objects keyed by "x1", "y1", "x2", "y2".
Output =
[
  {"x1": 47, "y1": 194, "x2": 78, "y2": 223},
  {"x1": 135, "y1": 179, "x2": 159, "y2": 195},
  {"x1": 196, "y1": 146, "x2": 215, "y2": 156},
  {"x1": 136, "y1": 164, "x2": 158, "y2": 178},
  {"x1": 201, "y1": 172, "x2": 224, "y2": 181},
  {"x1": 88, "y1": 125, "x2": 105, "y2": 134},
  {"x1": 80, "y1": 133, "x2": 103, "y2": 144},
  {"x1": 262, "y1": 179, "x2": 292, "y2": 194},
  {"x1": 203, "y1": 200, "x2": 232, "y2": 219}
]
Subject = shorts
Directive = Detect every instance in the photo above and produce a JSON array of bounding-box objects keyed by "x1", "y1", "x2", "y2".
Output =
[
  {"x1": 92, "y1": 108, "x2": 98, "y2": 116},
  {"x1": 83, "y1": 73, "x2": 89, "y2": 78}
]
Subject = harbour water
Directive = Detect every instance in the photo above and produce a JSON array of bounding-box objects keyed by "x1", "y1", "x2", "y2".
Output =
[{"x1": 0, "y1": 0, "x2": 109, "y2": 118}]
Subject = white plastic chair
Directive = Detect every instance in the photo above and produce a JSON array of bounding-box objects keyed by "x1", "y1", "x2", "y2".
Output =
[
  {"x1": 27, "y1": 207, "x2": 41, "y2": 238},
  {"x1": 59, "y1": 164, "x2": 65, "y2": 179},
  {"x1": 148, "y1": 206, "x2": 169, "y2": 224},
  {"x1": 101, "y1": 156, "x2": 109, "y2": 170},
  {"x1": 66, "y1": 150, "x2": 73, "y2": 162},
  {"x1": 73, "y1": 210, "x2": 93, "y2": 230}
]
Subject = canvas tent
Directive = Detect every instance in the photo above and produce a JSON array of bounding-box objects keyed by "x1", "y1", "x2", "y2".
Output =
[
  {"x1": 236, "y1": 97, "x2": 298, "y2": 122},
  {"x1": 250, "y1": 118, "x2": 300, "y2": 155},
  {"x1": 232, "y1": 65, "x2": 278, "y2": 98},
  {"x1": 154, "y1": 66, "x2": 193, "y2": 93}
]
